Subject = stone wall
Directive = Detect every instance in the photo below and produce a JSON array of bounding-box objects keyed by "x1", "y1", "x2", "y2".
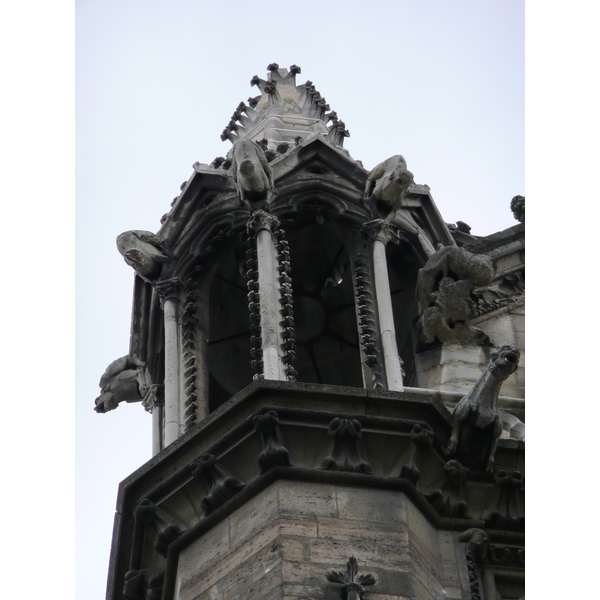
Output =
[{"x1": 176, "y1": 480, "x2": 471, "y2": 600}]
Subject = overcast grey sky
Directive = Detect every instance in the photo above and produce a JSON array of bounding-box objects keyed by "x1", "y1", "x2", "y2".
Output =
[
  {"x1": 74, "y1": 2, "x2": 526, "y2": 597},
  {"x1": 0, "y1": 0, "x2": 566, "y2": 598}
]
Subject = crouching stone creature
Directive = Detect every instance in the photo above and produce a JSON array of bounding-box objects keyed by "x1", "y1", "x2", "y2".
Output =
[
  {"x1": 448, "y1": 346, "x2": 520, "y2": 471},
  {"x1": 95, "y1": 354, "x2": 152, "y2": 413},
  {"x1": 416, "y1": 245, "x2": 495, "y2": 345},
  {"x1": 363, "y1": 155, "x2": 414, "y2": 220},
  {"x1": 117, "y1": 230, "x2": 170, "y2": 280},
  {"x1": 231, "y1": 139, "x2": 275, "y2": 204}
]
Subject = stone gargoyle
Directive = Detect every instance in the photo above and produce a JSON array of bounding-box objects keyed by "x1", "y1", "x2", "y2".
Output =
[
  {"x1": 117, "y1": 230, "x2": 170, "y2": 280},
  {"x1": 95, "y1": 354, "x2": 151, "y2": 413},
  {"x1": 416, "y1": 245, "x2": 495, "y2": 345},
  {"x1": 448, "y1": 346, "x2": 520, "y2": 471},
  {"x1": 363, "y1": 154, "x2": 414, "y2": 221},
  {"x1": 230, "y1": 138, "x2": 275, "y2": 204}
]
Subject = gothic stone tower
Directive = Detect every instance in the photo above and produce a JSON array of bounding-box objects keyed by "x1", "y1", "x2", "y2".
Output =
[{"x1": 97, "y1": 64, "x2": 525, "y2": 600}]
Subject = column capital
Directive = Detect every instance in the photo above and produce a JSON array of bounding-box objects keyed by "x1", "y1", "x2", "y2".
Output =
[
  {"x1": 141, "y1": 384, "x2": 164, "y2": 413},
  {"x1": 154, "y1": 278, "x2": 182, "y2": 306},
  {"x1": 363, "y1": 218, "x2": 398, "y2": 245},
  {"x1": 247, "y1": 209, "x2": 280, "y2": 235}
]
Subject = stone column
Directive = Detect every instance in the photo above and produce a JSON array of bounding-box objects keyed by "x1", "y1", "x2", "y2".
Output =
[
  {"x1": 142, "y1": 385, "x2": 164, "y2": 456},
  {"x1": 371, "y1": 220, "x2": 404, "y2": 392},
  {"x1": 156, "y1": 279, "x2": 182, "y2": 447},
  {"x1": 248, "y1": 211, "x2": 286, "y2": 381}
]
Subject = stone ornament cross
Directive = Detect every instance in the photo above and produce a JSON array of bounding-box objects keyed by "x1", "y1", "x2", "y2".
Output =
[{"x1": 325, "y1": 555, "x2": 376, "y2": 600}]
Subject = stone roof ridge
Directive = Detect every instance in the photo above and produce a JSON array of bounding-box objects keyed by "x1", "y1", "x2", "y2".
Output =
[{"x1": 220, "y1": 64, "x2": 350, "y2": 148}]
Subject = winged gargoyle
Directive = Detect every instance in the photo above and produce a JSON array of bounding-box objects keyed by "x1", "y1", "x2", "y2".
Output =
[{"x1": 448, "y1": 346, "x2": 520, "y2": 471}]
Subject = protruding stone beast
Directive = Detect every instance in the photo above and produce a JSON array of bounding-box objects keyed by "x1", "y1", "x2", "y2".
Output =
[
  {"x1": 95, "y1": 354, "x2": 151, "y2": 413},
  {"x1": 230, "y1": 139, "x2": 275, "y2": 204},
  {"x1": 448, "y1": 346, "x2": 520, "y2": 471},
  {"x1": 363, "y1": 154, "x2": 415, "y2": 220},
  {"x1": 116, "y1": 230, "x2": 170, "y2": 280}
]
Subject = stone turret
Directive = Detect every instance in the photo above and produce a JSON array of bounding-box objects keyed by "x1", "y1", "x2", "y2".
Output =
[{"x1": 97, "y1": 65, "x2": 524, "y2": 600}]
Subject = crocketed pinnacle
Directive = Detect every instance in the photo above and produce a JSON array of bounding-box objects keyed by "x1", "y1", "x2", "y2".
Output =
[{"x1": 220, "y1": 64, "x2": 350, "y2": 149}]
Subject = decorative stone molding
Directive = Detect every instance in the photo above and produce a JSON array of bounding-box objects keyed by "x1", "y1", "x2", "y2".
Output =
[
  {"x1": 141, "y1": 384, "x2": 164, "y2": 413},
  {"x1": 354, "y1": 249, "x2": 385, "y2": 389},
  {"x1": 189, "y1": 453, "x2": 246, "y2": 516},
  {"x1": 146, "y1": 570, "x2": 165, "y2": 600},
  {"x1": 181, "y1": 269, "x2": 202, "y2": 431},
  {"x1": 123, "y1": 570, "x2": 145, "y2": 600},
  {"x1": 399, "y1": 423, "x2": 434, "y2": 485},
  {"x1": 273, "y1": 224, "x2": 297, "y2": 380},
  {"x1": 424, "y1": 459, "x2": 471, "y2": 518},
  {"x1": 325, "y1": 555, "x2": 376, "y2": 600},
  {"x1": 319, "y1": 418, "x2": 373, "y2": 474},
  {"x1": 153, "y1": 278, "x2": 182, "y2": 307},
  {"x1": 484, "y1": 470, "x2": 525, "y2": 531},
  {"x1": 134, "y1": 499, "x2": 185, "y2": 558},
  {"x1": 459, "y1": 528, "x2": 489, "y2": 600},
  {"x1": 253, "y1": 410, "x2": 292, "y2": 473}
]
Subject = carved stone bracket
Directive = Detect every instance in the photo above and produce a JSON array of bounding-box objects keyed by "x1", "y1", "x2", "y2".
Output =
[
  {"x1": 325, "y1": 555, "x2": 376, "y2": 600},
  {"x1": 253, "y1": 410, "x2": 292, "y2": 473},
  {"x1": 189, "y1": 453, "x2": 246, "y2": 516},
  {"x1": 141, "y1": 384, "x2": 164, "y2": 413},
  {"x1": 319, "y1": 418, "x2": 373, "y2": 474},
  {"x1": 134, "y1": 499, "x2": 185, "y2": 558},
  {"x1": 123, "y1": 569, "x2": 165, "y2": 600},
  {"x1": 483, "y1": 470, "x2": 525, "y2": 531},
  {"x1": 399, "y1": 424, "x2": 434, "y2": 485},
  {"x1": 424, "y1": 459, "x2": 471, "y2": 518}
]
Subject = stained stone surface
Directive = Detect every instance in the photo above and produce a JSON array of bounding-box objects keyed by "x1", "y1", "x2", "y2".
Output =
[{"x1": 175, "y1": 481, "x2": 470, "y2": 600}]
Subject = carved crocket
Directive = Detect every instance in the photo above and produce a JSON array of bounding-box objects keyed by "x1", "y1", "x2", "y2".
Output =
[{"x1": 448, "y1": 346, "x2": 520, "y2": 471}]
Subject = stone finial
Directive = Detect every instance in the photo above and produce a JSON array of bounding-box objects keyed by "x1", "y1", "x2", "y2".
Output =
[{"x1": 325, "y1": 555, "x2": 376, "y2": 600}]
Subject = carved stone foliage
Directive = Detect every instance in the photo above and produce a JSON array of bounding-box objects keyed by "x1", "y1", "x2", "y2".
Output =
[
  {"x1": 245, "y1": 220, "x2": 263, "y2": 377},
  {"x1": 363, "y1": 155, "x2": 415, "y2": 221},
  {"x1": 117, "y1": 230, "x2": 170, "y2": 280},
  {"x1": 448, "y1": 346, "x2": 521, "y2": 472},
  {"x1": 189, "y1": 453, "x2": 245, "y2": 516},
  {"x1": 416, "y1": 245, "x2": 495, "y2": 346},
  {"x1": 273, "y1": 224, "x2": 297, "y2": 380},
  {"x1": 484, "y1": 470, "x2": 525, "y2": 532},
  {"x1": 424, "y1": 459, "x2": 471, "y2": 518},
  {"x1": 230, "y1": 139, "x2": 275, "y2": 205},
  {"x1": 319, "y1": 418, "x2": 373, "y2": 474},
  {"x1": 325, "y1": 555, "x2": 376, "y2": 600},
  {"x1": 182, "y1": 268, "x2": 202, "y2": 431},
  {"x1": 134, "y1": 499, "x2": 184, "y2": 558},
  {"x1": 472, "y1": 269, "x2": 524, "y2": 317},
  {"x1": 95, "y1": 354, "x2": 151, "y2": 414},
  {"x1": 253, "y1": 411, "x2": 292, "y2": 473},
  {"x1": 399, "y1": 423, "x2": 434, "y2": 485},
  {"x1": 354, "y1": 245, "x2": 385, "y2": 389}
]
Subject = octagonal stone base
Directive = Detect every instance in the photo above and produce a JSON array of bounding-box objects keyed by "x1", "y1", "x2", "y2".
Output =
[{"x1": 175, "y1": 480, "x2": 470, "y2": 600}]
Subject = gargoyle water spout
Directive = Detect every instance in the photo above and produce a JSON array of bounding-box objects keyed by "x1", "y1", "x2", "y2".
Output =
[{"x1": 448, "y1": 346, "x2": 520, "y2": 471}]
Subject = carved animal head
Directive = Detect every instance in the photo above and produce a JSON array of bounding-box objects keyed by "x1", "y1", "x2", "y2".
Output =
[{"x1": 488, "y1": 345, "x2": 520, "y2": 380}]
